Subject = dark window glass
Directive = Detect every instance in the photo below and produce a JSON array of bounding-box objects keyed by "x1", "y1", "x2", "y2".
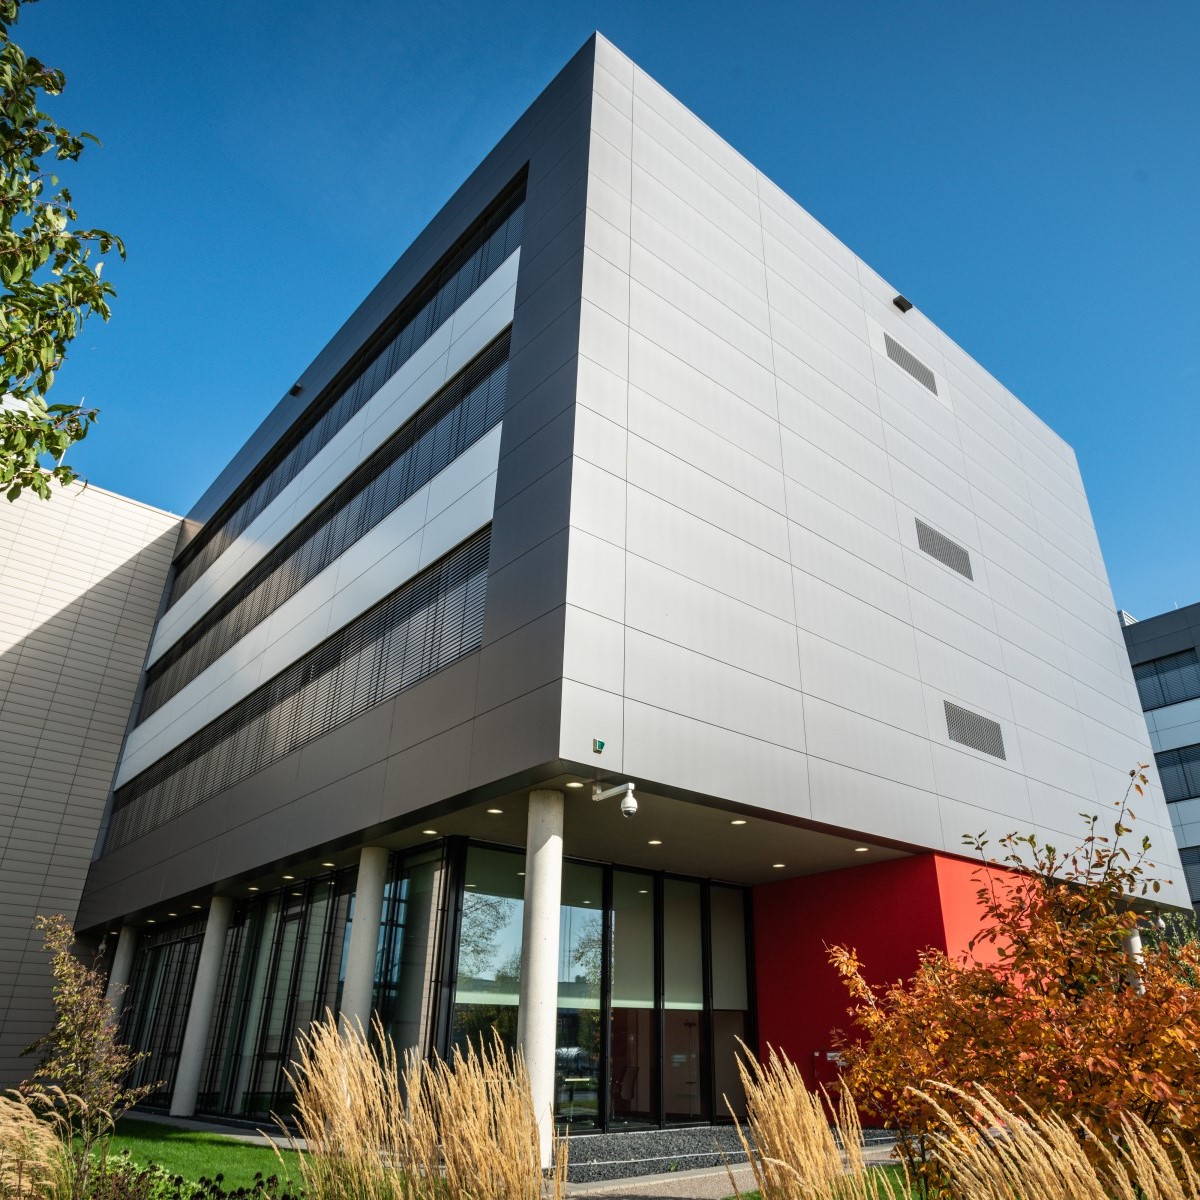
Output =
[
  {"x1": 663, "y1": 879, "x2": 706, "y2": 1124},
  {"x1": 1134, "y1": 649, "x2": 1200, "y2": 711},
  {"x1": 610, "y1": 871, "x2": 656, "y2": 1128},
  {"x1": 1155, "y1": 744, "x2": 1200, "y2": 804},
  {"x1": 106, "y1": 528, "x2": 491, "y2": 851},
  {"x1": 168, "y1": 182, "x2": 524, "y2": 606},
  {"x1": 139, "y1": 335, "x2": 509, "y2": 723}
]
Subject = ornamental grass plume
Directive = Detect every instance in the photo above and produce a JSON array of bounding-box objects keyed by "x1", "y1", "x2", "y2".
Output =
[
  {"x1": 279, "y1": 1013, "x2": 566, "y2": 1200},
  {"x1": 727, "y1": 1042, "x2": 905, "y2": 1200},
  {"x1": 0, "y1": 1093, "x2": 62, "y2": 1200},
  {"x1": 918, "y1": 1085, "x2": 1200, "y2": 1200}
]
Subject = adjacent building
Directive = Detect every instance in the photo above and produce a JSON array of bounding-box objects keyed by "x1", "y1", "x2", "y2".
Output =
[
  {"x1": 1122, "y1": 604, "x2": 1200, "y2": 916},
  {"x1": 57, "y1": 33, "x2": 1182, "y2": 1160},
  {"x1": 0, "y1": 483, "x2": 178, "y2": 1084}
]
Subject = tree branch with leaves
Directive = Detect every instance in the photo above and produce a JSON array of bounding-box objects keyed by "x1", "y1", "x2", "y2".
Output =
[{"x1": 0, "y1": 0, "x2": 122, "y2": 500}]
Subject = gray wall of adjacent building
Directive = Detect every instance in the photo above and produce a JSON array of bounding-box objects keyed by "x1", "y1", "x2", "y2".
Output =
[
  {"x1": 0, "y1": 484, "x2": 178, "y2": 1087},
  {"x1": 1123, "y1": 602, "x2": 1200, "y2": 907}
]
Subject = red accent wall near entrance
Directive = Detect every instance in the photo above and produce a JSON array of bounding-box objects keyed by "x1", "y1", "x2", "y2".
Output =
[{"x1": 752, "y1": 853, "x2": 995, "y2": 1087}]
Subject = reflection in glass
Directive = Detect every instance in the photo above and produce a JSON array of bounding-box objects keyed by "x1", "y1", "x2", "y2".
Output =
[
  {"x1": 451, "y1": 847, "x2": 525, "y2": 1051},
  {"x1": 663, "y1": 879, "x2": 705, "y2": 1123},
  {"x1": 610, "y1": 872, "x2": 655, "y2": 1127},
  {"x1": 710, "y1": 886, "x2": 749, "y2": 1119},
  {"x1": 556, "y1": 863, "x2": 602, "y2": 1127}
]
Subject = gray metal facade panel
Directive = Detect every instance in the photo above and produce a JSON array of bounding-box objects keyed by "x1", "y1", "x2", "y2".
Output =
[{"x1": 78, "y1": 41, "x2": 597, "y2": 930}]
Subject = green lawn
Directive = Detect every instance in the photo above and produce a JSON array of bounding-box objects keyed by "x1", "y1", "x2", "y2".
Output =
[{"x1": 109, "y1": 1118, "x2": 301, "y2": 1190}]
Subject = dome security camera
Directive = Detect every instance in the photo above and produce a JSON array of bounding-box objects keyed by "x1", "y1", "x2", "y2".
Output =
[{"x1": 592, "y1": 781, "x2": 637, "y2": 817}]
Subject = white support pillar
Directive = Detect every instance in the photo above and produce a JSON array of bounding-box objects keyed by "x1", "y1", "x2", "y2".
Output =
[
  {"x1": 517, "y1": 789, "x2": 565, "y2": 1170},
  {"x1": 1123, "y1": 926, "x2": 1146, "y2": 996},
  {"x1": 340, "y1": 845, "x2": 390, "y2": 1035},
  {"x1": 104, "y1": 924, "x2": 138, "y2": 1017},
  {"x1": 170, "y1": 895, "x2": 233, "y2": 1117}
]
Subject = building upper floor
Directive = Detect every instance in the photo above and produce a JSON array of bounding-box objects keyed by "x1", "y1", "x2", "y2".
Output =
[{"x1": 81, "y1": 32, "x2": 1188, "y2": 927}]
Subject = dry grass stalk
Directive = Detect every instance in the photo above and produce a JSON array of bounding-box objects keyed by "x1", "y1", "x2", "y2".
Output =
[
  {"x1": 728, "y1": 1045, "x2": 904, "y2": 1200},
  {"x1": 0, "y1": 1093, "x2": 61, "y2": 1200},
  {"x1": 920, "y1": 1085, "x2": 1200, "y2": 1200},
  {"x1": 279, "y1": 1014, "x2": 566, "y2": 1200}
]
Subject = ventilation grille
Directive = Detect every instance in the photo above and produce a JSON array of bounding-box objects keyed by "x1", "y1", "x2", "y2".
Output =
[
  {"x1": 944, "y1": 701, "x2": 1006, "y2": 759},
  {"x1": 916, "y1": 519, "x2": 973, "y2": 580},
  {"x1": 884, "y1": 332, "x2": 938, "y2": 394}
]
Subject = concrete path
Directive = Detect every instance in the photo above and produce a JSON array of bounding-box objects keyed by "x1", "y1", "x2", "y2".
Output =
[{"x1": 566, "y1": 1162, "x2": 757, "y2": 1200}]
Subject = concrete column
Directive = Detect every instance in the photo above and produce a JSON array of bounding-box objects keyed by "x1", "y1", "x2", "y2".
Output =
[
  {"x1": 1123, "y1": 926, "x2": 1146, "y2": 996},
  {"x1": 517, "y1": 789, "x2": 565, "y2": 1169},
  {"x1": 340, "y1": 845, "x2": 390, "y2": 1034},
  {"x1": 169, "y1": 895, "x2": 233, "y2": 1117},
  {"x1": 104, "y1": 924, "x2": 138, "y2": 1017}
]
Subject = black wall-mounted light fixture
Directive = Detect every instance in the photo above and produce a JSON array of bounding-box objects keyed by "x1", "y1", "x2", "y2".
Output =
[{"x1": 893, "y1": 295, "x2": 913, "y2": 313}]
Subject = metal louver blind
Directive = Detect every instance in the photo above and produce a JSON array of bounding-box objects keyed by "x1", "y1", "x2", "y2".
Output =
[
  {"x1": 915, "y1": 519, "x2": 974, "y2": 580},
  {"x1": 168, "y1": 182, "x2": 524, "y2": 606},
  {"x1": 1179, "y1": 847, "x2": 1200, "y2": 903},
  {"x1": 139, "y1": 332, "x2": 510, "y2": 722},
  {"x1": 884, "y1": 332, "x2": 938, "y2": 395},
  {"x1": 944, "y1": 701, "x2": 1006, "y2": 760},
  {"x1": 1133, "y1": 649, "x2": 1200, "y2": 712},
  {"x1": 1154, "y1": 744, "x2": 1200, "y2": 804},
  {"x1": 106, "y1": 527, "x2": 491, "y2": 852}
]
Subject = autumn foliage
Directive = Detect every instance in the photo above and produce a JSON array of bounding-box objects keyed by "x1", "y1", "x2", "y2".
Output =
[{"x1": 829, "y1": 767, "x2": 1200, "y2": 1187}]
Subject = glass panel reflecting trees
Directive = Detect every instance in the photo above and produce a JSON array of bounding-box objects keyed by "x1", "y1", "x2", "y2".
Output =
[
  {"x1": 610, "y1": 872, "x2": 655, "y2": 1127},
  {"x1": 446, "y1": 848, "x2": 750, "y2": 1130}
]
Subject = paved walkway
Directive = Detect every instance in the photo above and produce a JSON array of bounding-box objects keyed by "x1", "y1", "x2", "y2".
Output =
[{"x1": 123, "y1": 1113, "x2": 896, "y2": 1198}]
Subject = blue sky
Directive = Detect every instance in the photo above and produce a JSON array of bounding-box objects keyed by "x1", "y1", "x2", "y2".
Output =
[{"x1": 17, "y1": 0, "x2": 1199, "y2": 618}]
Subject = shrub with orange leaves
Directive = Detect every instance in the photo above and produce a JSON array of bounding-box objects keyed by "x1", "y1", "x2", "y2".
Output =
[{"x1": 830, "y1": 767, "x2": 1200, "y2": 1192}]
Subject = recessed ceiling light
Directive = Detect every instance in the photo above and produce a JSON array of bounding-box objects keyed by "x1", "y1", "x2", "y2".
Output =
[
  {"x1": 730, "y1": 819, "x2": 747, "y2": 826},
  {"x1": 190, "y1": 904, "x2": 202, "y2": 910},
  {"x1": 291, "y1": 891, "x2": 302, "y2": 897},
  {"x1": 282, "y1": 874, "x2": 295, "y2": 880},
  {"x1": 167, "y1": 912, "x2": 177, "y2": 917},
  {"x1": 321, "y1": 861, "x2": 335, "y2": 868},
  {"x1": 565, "y1": 781, "x2": 584, "y2": 789},
  {"x1": 648, "y1": 839, "x2": 662, "y2": 846},
  {"x1": 583, "y1": 900, "x2": 592, "y2": 905},
  {"x1": 772, "y1": 863, "x2": 786, "y2": 869},
  {"x1": 486, "y1": 808, "x2": 503, "y2": 815},
  {"x1": 422, "y1": 829, "x2": 438, "y2": 836},
  {"x1": 466, "y1": 883, "x2": 477, "y2": 888},
  {"x1": 517, "y1": 871, "x2": 525, "y2": 876},
  {"x1": 854, "y1": 847, "x2": 869, "y2": 853},
  {"x1": 146, "y1": 919, "x2": 156, "y2": 924},
  {"x1": 248, "y1": 886, "x2": 259, "y2": 892},
  {"x1": 638, "y1": 889, "x2": 649, "y2": 894}
]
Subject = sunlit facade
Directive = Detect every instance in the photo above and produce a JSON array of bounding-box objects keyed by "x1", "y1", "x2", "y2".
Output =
[{"x1": 73, "y1": 34, "x2": 1180, "y2": 1164}]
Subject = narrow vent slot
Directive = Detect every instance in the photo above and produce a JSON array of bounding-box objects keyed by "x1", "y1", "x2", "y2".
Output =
[
  {"x1": 884, "y1": 332, "x2": 938, "y2": 394},
  {"x1": 916, "y1": 519, "x2": 973, "y2": 580},
  {"x1": 944, "y1": 701, "x2": 1006, "y2": 760}
]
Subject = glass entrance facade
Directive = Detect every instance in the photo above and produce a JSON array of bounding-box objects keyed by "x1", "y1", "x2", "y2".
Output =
[
  {"x1": 120, "y1": 837, "x2": 751, "y2": 1129},
  {"x1": 446, "y1": 844, "x2": 751, "y2": 1128}
]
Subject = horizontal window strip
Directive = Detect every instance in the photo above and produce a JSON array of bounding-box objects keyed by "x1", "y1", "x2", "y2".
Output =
[
  {"x1": 105, "y1": 527, "x2": 491, "y2": 853},
  {"x1": 1134, "y1": 649, "x2": 1200, "y2": 711},
  {"x1": 1155, "y1": 743, "x2": 1200, "y2": 804},
  {"x1": 167, "y1": 181, "x2": 524, "y2": 607},
  {"x1": 138, "y1": 332, "x2": 510, "y2": 724}
]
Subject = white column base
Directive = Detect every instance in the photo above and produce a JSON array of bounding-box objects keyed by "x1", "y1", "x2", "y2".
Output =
[
  {"x1": 170, "y1": 895, "x2": 233, "y2": 1117},
  {"x1": 340, "y1": 845, "x2": 390, "y2": 1034},
  {"x1": 517, "y1": 788, "x2": 565, "y2": 1170}
]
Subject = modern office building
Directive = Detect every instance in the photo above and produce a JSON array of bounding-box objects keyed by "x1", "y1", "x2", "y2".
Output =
[
  {"x1": 1122, "y1": 604, "x2": 1200, "y2": 916},
  {"x1": 0, "y1": 483, "x2": 178, "y2": 1085},
  {"x1": 67, "y1": 33, "x2": 1183, "y2": 1160}
]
